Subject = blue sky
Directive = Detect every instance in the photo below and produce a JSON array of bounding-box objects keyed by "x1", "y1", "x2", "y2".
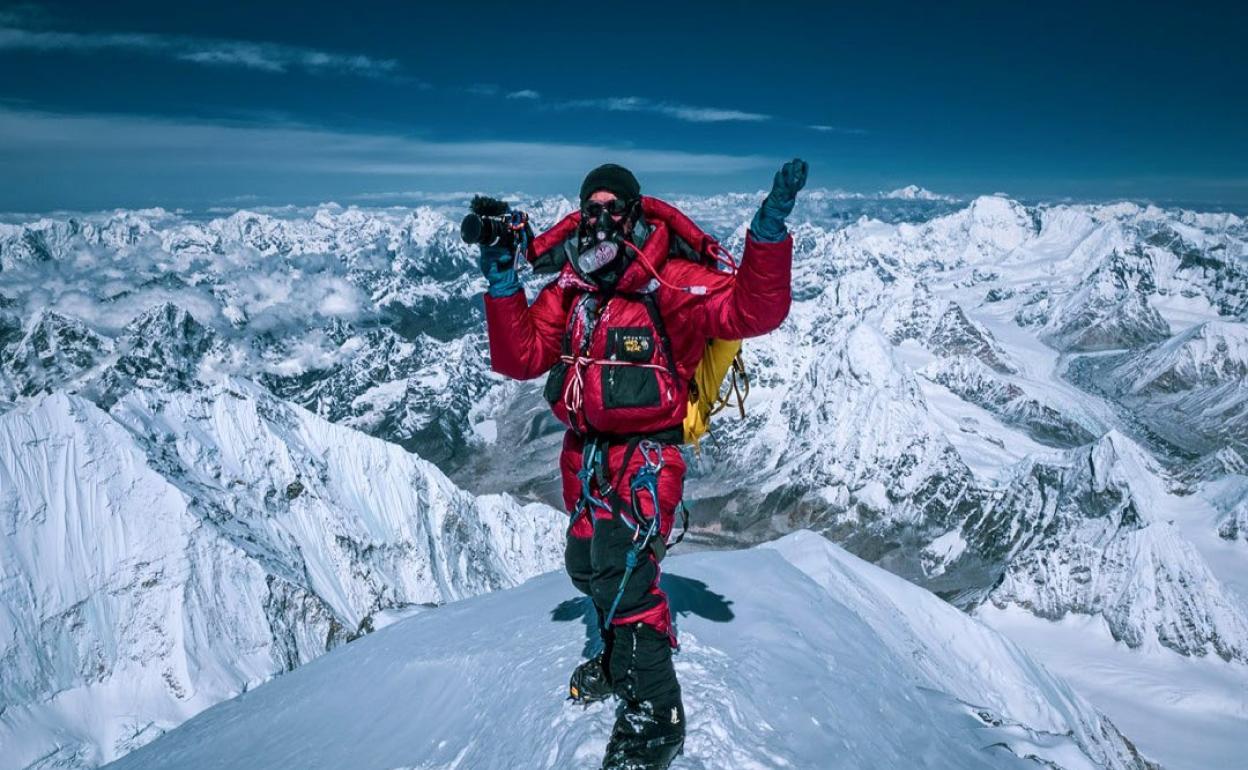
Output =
[{"x1": 0, "y1": 0, "x2": 1245, "y2": 211}]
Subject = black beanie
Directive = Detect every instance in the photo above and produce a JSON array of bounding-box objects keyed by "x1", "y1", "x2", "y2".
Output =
[{"x1": 579, "y1": 163, "x2": 641, "y2": 205}]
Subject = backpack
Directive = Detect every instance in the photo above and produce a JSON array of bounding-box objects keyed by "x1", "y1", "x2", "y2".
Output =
[
  {"x1": 684, "y1": 338, "x2": 748, "y2": 450},
  {"x1": 527, "y1": 197, "x2": 750, "y2": 449}
]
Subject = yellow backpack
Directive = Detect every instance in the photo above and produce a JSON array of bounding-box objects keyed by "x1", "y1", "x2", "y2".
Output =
[{"x1": 683, "y1": 339, "x2": 750, "y2": 450}]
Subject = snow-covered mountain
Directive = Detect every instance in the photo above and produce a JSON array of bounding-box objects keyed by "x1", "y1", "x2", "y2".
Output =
[
  {"x1": 1, "y1": 192, "x2": 1246, "y2": 767},
  {"x1": 2, "y1": 196, "x2": 1244, "y2": 634},
  {"x1": 0, "y1": 379, "x2": 564, "y2": 770},
  {"x1": 885, "y1": 183, "x2": 957, "y2": 201},
  {"x1": 918, "y1": 355, "x2": 1096, "y2": 447},
  {"x1": 104, "y1": 532, "x2": 1156, "y2": 770},
  {"x1": 1, "y1": 310, "x2": 114, "y2": 398},
  {"x1": 958, "y1": 431, "x2": 1248, "y2": 661},
  {"x1": 1073, "y1": 320, "x2": 1248, "y2": 456}
]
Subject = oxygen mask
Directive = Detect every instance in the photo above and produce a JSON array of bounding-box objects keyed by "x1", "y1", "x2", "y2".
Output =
[{"x1": 576, "y1": 198, "x2": 634, "y2": 277}]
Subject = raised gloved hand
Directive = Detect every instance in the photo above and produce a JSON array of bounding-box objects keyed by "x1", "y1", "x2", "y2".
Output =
[
  {"x1": 479, "y1": 244, "x2": 521, "y2": 298},
  {"x1": 750, "y1": 158, "x2": 809, "y2": 243}
]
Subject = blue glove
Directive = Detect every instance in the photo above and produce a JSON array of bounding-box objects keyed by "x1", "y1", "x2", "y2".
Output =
[
  {"x1": 751, "y1": 158, "x2": 809, "y2": 242},
  {"x1": 479, "y1": 244, "x2": 521, "y2": 298}
]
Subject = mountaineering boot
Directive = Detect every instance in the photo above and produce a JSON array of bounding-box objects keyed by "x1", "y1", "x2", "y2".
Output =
[
  {"x1": 569, "y1": 652, "x2": 613, "y2": 705},
  {"x1": 570, "y1": 613, "x2": 615, "y2": 705},
  {"x1": 601, "y1": 622, "x2": 684, "y2": 769},
  {"x1": 601, "y1": 699, "x2": 685, "y2": 770}
]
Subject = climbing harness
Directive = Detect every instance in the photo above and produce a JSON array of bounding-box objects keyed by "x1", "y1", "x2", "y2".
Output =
[
  {"x1": 601, "y1": 440, "x2": 665, "y2": 630},
  {"x1": 571, "y1": 438, "x2": 614, "y2": 524}
]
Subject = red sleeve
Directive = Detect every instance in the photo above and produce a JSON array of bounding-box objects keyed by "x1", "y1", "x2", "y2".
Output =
[
  {"x1": 687, "y1": 231, "x2": 793, "y2": 339},
  {"x1": 483, "y1": 279, "x2": 570, "y2": 380}
]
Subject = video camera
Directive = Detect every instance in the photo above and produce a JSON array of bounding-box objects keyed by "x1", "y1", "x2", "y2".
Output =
[{"x1": 460, "y1": 196, "x2": 531, "y2": 253}]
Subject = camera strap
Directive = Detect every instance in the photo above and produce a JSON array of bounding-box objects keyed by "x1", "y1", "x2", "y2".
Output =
[{"x1": 508, "y1": 211, "x2": 531, "y2": 261}]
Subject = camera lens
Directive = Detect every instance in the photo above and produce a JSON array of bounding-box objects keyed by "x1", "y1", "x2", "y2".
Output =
[
  {"x1": 461, "y1": 214, "x2": 485, "y2": 244},
  {"x1": 460, "y1": 213, "x2": 514, "y2": 249}
]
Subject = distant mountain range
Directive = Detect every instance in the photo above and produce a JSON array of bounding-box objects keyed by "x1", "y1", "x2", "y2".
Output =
[{"x1": 1, "y1": 191, "x2": 1244, "y2": 768}]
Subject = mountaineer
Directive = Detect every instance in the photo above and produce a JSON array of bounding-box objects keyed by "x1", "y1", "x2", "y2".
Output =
[{"x1": 476, "y1": 158, "x2": 807, "y2": 769}]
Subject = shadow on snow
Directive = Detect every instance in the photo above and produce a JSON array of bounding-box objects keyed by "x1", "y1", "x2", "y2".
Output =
[{"x1": 550, "y1": 573, "x2": 735, "y2": 657}]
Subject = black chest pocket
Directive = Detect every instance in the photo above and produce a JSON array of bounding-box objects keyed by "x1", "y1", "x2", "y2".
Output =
[
  {"x1": 543, "y1": 360, "x2": 569, "y2": 405},
  {"x1": 602, "y1": 327, "x2": 661, "y2": 408}
]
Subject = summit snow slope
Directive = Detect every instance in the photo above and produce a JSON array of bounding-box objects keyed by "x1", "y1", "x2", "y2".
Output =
[{"x1": 106, "y1": 532, "x2": 1153, "y2": 770}]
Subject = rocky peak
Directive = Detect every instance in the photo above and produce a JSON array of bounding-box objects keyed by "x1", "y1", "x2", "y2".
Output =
[
  {"x1": 958, "y1": 430, "x2": 1248, "y2": 662},
  {"x1": 927, "y1": 303, "x2": 1018, "y2": 374},
  {"x1": 1, "y1": 310, "x2": 112, "y2": 397},
  {"x1": 92, "y1": 304, "x2": 219, "y2": 407},
  {"x1": 1113, "y1": 321, "x2": 1248, "y2": 394}
]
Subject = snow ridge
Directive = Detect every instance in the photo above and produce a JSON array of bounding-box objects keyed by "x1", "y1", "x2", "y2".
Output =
[{"x1": 107, "y1": 532, "x2": 1156, "y2": 770}]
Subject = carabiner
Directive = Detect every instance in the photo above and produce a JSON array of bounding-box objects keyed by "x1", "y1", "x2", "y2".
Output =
[
  {"x1": 575, "y1": 440, "x2": 612, "y2": 520},
  {"x1": 636, "y1": 440, "x2": 665, "y2": 474},
  {"x1": 627, "y1": 440, "x2": 666, "y2": 542}
]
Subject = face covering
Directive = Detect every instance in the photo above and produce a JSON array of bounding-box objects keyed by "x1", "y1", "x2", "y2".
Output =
[{"x1": 575, "y1": 205, "x2": 630, "y2": 284}]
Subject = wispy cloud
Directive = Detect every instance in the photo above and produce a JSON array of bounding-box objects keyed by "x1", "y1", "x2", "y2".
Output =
[
  {"x1": 656, "y1": 105, "x2": 772, "y2": 123},
  {"x1": 559, "y1": 96, "x2": 771, "y2": 123},
  {"x1": 471, "y1": 88, "x2": 768, "y2": 124},
  {"x1": 500, "y1": 91, "x2": 860, "y2": 132},
  {"x1": 809, "y1": 124, "x2": 868, "y2": 135},
  {"x1": 0, "y1": 23, "x2": 400, "y2": 78},
  {"x1": 0, "y1": 106, "x2": 777, "y2": 182}
]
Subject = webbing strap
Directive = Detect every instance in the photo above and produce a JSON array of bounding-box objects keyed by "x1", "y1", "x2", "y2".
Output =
[
  {"x1": 592, "y1": 435, "x2": 643, "y2": 519},
  {"x1": 637, "y1": 292, "x2": 679, "y2": 383}
]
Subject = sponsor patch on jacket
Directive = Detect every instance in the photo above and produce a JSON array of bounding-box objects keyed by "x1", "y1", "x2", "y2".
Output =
[
  {"x1": 608, "y1": 327, "x2": 655, "y2": 362},
  {"x1": 621, "y1": 334, "x2": 651, "y2": 355}
]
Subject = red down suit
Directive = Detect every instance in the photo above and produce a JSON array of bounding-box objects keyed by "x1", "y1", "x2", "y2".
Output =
[{"x1": 483, "y1": 196, "x2": 793, "y2": 640}]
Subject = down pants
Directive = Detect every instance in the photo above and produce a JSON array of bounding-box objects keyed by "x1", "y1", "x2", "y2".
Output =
[{"x1": 560, "y1": 429, "x2": 684, "y2": 706}]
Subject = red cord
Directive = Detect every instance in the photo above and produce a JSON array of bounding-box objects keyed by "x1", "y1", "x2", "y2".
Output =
[
  {"x1": 708, "y1": 241, "x2": 739, "y2": 273},
  {"x1": 561, "y1": 355, "x2": 667, "y2": 416},
  {"x1": 622, "y1": 240, "x2": 733, "y2": 295}
]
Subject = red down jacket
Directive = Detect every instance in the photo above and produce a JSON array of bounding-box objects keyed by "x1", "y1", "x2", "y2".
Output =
[{"x1": 483, "y1": 196, "x2": 792, "y2": 437}]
